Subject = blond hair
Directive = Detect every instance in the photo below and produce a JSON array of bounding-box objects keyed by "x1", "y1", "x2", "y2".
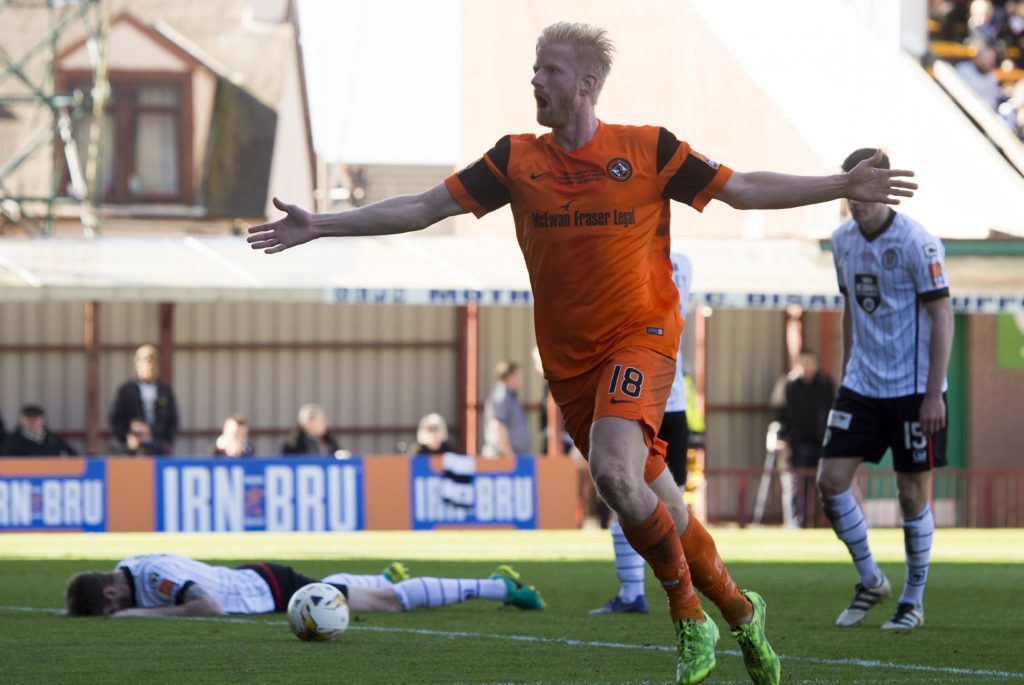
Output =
[
  {"x1": 297, "y1": 403, "x2": 324, "y2": 425},
  {"x1": 416, "y1": 412, "x2": 449, "y2": 446},
  {"x1": 536, "y1": 22, "x2": 615, "y2": 101}
]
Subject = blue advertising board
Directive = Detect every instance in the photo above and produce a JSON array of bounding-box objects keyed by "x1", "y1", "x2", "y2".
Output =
[
  {"x1": 0, "y1": 460, "x2": 107, "y2": 532},
  {"x1": 156, "y1": 458, "x2": 364, "y2": 532},
  {"x1": 410, "y1": 456, "x2": 537, "y2": 530}
]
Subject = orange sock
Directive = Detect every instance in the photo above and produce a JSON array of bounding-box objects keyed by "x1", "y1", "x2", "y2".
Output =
[
  {"x1": 621, "y1": 500, "x2": 703, "y2": 622},
  {"x1": 681, "y1": 514, "x2": 752, "y2": 627}
]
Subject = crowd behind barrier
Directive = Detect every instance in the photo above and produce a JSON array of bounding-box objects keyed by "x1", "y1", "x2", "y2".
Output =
[
  {"x1": 929, "y1": 0, "x2": 1024, "y2": 139},
  {"x1": 0, "y1": 347, "x2": 551, "y2": 463}
]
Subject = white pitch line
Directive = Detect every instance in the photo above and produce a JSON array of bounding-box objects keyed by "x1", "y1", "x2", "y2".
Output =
[{"x1": 4, "y1": 606, "x2": 1022, "y2": 682}]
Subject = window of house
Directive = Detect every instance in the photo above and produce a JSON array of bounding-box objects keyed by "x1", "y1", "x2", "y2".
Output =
[{"x1": 66, "y1": 78, "x2": 187, "y2": 203}]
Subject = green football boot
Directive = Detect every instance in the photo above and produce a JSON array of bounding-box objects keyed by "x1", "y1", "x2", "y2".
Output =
[
  {"x1": 731, "y1": 590, "x2": 781, "y2": 685},
  {"x1": 382, "y1": 561, "x2": 411, "y2": 583},
  {"x1": 674, "y1": 610, "x2": 719, "y2": 684},
  {"x1": 490, "y1": 564, "x2": 546, "y2": 610}
]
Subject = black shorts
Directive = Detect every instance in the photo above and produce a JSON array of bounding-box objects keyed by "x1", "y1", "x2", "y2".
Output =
[
  {"x1": 239, "y1": 562, "x2": 349, "y2": 612},
  {"x1": 658, "y1": 410, "x2": 689, "y2": 487},
  {"x1": 821, "y1": 386, "x2": 947, "y2": 472}
]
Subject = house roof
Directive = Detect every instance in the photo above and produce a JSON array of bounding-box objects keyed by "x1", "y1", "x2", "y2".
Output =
[
  {"x1": 0, "y1": 235, "x2": 1020, "y2": 314},
  {"x1": 0, "y1": 0, "x2": 300, "y2": 220}
]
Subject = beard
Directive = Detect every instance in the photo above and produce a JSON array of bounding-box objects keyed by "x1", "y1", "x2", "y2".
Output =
[{"x1": 535, "y1": 89, "x2": 578, "y2": 129}]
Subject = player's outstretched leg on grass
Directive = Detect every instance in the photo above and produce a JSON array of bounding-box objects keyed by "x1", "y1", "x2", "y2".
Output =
[
  {"x1": 346, "y1": 566, "x2": 544, "y2": 613},
  {"x1": 381, "y1": 561, "x2": 411, "y2": 583},
  {"x1": 590, "y1": 418, "x2": 717, "y2": 685},
  {"x1": 490, "y1": 565, "x2": 547, "y2": 610},
  {"x1": 650, "y1": 468, "x2": 781, "y2": 685},
  {"x1": 819, "y1": 458, "x2": 891, "y2": 627},
  {"x1": 321, "y1": 561, "x2": 410, "y2": 590}
]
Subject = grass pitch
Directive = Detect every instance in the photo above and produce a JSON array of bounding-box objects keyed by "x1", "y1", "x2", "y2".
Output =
[{"x1": 1, "y1": 528, "x2": 1022, "y2": 685}]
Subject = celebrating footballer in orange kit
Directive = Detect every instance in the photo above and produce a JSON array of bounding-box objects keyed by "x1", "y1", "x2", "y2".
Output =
[{"x1": 248, "y1": 22, "x2": 916, "y2": 685}]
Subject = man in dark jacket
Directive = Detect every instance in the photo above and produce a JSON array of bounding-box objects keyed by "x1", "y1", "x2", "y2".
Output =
[
  {"x1": 0, "y1": 404, "x2": 77, "y2": 456},
  {"x1": 282, "y1": 403, "x2": 340, "y2": 456},
  {"x1": 109, "y1": 344, "x2": 179, "y2": 455},
  {"x1": 775, "y1": 348, "x2": 835, "y2": 527}
]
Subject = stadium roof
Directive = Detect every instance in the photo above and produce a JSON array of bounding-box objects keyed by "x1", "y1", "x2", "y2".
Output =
[{"x1": 0, "y1": 236, "x2": 1020, "y2": 313}]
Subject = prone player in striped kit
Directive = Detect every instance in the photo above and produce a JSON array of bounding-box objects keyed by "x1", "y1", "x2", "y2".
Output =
[
  {"x1": 64, "y1": 553, "x2": 544, "y2": 617},
  {"x1": 818, "y1": 148, "x2": 954, "y2": 633}
]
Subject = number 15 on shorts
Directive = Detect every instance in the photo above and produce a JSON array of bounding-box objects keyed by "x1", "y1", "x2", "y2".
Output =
[{"x1": 903, "y1": 421, "x2": 926, "y2": 450}]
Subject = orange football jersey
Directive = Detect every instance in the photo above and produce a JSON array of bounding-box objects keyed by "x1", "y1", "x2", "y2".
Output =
[{"x1": 445, "y1": 122, "x2": 732, "y2": 380}]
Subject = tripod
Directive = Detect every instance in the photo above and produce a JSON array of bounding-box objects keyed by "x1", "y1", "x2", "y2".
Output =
[{"x1": 752, "y1": 421, "x2": 797, "y2": 528}]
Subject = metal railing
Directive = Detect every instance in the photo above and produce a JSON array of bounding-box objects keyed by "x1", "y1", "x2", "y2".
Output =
[{"x1": 703, "y1": 467, "x2": 1024, "y2": 528}]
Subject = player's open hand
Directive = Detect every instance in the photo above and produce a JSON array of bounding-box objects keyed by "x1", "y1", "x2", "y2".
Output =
[
  {"x1": 247, "y1": 197, "x2": 318, "y2": 254},
  {"x1": 846, "y1": 149, "x2": 918, "y2": 205}
]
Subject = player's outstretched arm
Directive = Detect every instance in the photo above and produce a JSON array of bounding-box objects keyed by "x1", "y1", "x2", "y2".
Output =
[
  {"x1": 717, "y1": 150, "x2": 917, "y2": 210},
  {"x1": 247, "y1": 182, "x2": 468, "y2": 255},
  {"x1": 111, "y1": 584, "x2": 224, "y2": 618}
]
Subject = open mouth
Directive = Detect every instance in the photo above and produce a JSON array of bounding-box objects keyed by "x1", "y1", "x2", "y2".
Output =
[{"x1": 534, "y1": 91, "x2": 549, "y2": 110}]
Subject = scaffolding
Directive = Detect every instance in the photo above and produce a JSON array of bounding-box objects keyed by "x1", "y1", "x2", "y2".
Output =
[{"x1": 0, "y1": 0, "x2": 109, "y2": 236}]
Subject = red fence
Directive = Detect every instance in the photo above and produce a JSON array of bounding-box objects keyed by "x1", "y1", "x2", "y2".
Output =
[{"x1": 703, "y1": 468, "x2": 1024, "y2": 528}]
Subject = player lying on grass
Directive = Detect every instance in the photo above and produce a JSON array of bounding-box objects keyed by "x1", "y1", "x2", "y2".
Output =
[{"x1": 64, "y1": 553, "x2": 544, "y2": 617}]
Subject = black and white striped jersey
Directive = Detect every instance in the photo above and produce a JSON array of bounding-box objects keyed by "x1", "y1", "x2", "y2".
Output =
[
  {"x1": 117, "y1": 554, "x2": 275, "y2": 614},
  {"x1": 831, "y1": 211, "x2": 949, "y2": 398},
  {"x1": 666, "y1": 251, "x2": 693, "y2": 413}
]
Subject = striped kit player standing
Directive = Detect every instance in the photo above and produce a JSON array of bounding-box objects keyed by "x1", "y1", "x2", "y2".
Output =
[{"x1": 817, "y1": 148, "x2": 954, "y2": 633}]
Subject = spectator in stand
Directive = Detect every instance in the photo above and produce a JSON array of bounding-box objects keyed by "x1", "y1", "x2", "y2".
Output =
[
  {"x1": 480, "y1": 360, "x2": 530, "y2": 459},
  {"x1": 0, "y1": 404, "x2": 77, "y2": 457},
  {"x1": 996, "y1": 79, "x2": 1024, "y2": 138},
  {"x1": 109, "y1": 344, "x2": 179, "y2": 455},
  {"x1": 282, "y1": 403, "x2": 340, "y2": 456},
  {"x1": 211, "y1": 413, "x2": 255, "y2": 458},
  {"x1": 956, "y1": 43, "x2": 1010, "y2": 108},
  {"x1": 968, "y1": 0, "x2": 1002, "y2": 44},
  {"x1": 108, "y1": 418, "x2": 163, "y2": 457},
  {"x1": 930, "y1": 0, "x2": 971, "y2": 41},
  {"x1": 409, "y1": 412, "x2": 457, "y2": 455},
  {"x1": 532, "y1": 346, "x2": 573, "y2": 456},
  {"x1": 774, "y1": 349, "x2": 836, "y2": 528},
  {"x1": 1006, "y1": 1, "x2": 1024, "y2": 66}
]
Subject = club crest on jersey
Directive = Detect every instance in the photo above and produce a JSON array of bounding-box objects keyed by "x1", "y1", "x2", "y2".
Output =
[
  {"x1": 882, "y1": 248, "x2": 899, "y2": 270},
  {"x1": 854, "y1": 273, "x2": 882, "y2": 314},
  {"x1": 606, "y1": 158, "x2": 632, "y2": 181}
]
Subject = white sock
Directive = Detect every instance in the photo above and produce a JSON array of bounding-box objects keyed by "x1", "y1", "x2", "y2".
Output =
[
  {"x1": 898, "y1": 504, "x2": 934, "y2": 608},
  {"x1": 321, "y1": 572, "x2": 392, "y2": 589},
  {"x1": 610, "y1": 521, "x2": 645, "y2": 601},
  {"x1": 392, "y1": 577, "x2": 507, "y2": 611},
  {"x1": 823, "y1": 488, "x2": 884, "y2": 588}
]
